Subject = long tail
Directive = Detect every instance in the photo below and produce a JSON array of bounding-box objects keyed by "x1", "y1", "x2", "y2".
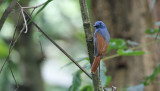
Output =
[{"x1": 91, "y1": 56, "x2": 101, "y2": 74}]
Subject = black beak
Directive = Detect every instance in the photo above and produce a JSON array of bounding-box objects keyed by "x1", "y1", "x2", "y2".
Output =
[{"x1": 93, "y1": 25, "x2": 96, "y2": 27}]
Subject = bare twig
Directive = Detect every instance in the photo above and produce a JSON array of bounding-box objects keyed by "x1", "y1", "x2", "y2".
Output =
[
  {"x1": 21, "y1": 10, "x2": 92, "y2": 79},
  {"x1": 39, "y1": 40, "x2": 44, "y2": 57},
  {"x1": 8, "y1": 61, "x2": 19, "y2": 91},
  {"x1": 112, "y1": 86, "x2": 117, "y2": 91},
  {"x1": 0, "y1": 12, "x2": 21, "y2": 74},
  {"x1": 20, "y1": 8, "x2": 28, "y2": 33},
  {"x1": 0, "y1": 12, "x2": 22, "y2": 91},
  {"x1": 0, "y1": 0, "x2": 17, "y2": 31},
  {"x1": 79, "y1": 0, "x2": 102, "y2": 91},
  {"x1": 22, "y1": 1, "x2": 50, "y2": 9}
]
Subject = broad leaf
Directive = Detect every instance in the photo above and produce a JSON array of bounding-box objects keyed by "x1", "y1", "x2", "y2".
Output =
[
  {"x1": 69, "y1": 70, "x2": 82, "y2": 91},
  {"x1": 80, "y1": 85, "x2": 93, "y2": 91},
  {"x1": 145, "y1": 28, "x2": 158, "y2": 34},
  {"x1": 143, "y1": 64, "x2": 160, "y2": 86},
  {"x1": 108, "y1": 38, "x2": 127, "y2": 52},
  {"x1": 117, "y1": 49, "x2": 145, "y2": 56}
]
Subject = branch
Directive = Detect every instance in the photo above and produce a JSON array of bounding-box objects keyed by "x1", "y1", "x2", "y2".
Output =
[
  {"x1": 0, "y1": 0, "x2": 17, "y2": 31},
  {"x1": 21, "y1": 8, "x2": 28, "y2": 33},
  {"x1": 0, "y1": 12, "x2": 22, "y2": 91},
  {"x1": 22, "y1": 1, "x2": 50, "y2": 9},
  {"x1": 79, "y1": 0, "x2": 102, "y2": 91},
  {"x1": 20, "y1": 9, "x2": 92, "y2": 79},
  {"x1": 0, "y1": 0, "x2": 3, "y2": 5}
]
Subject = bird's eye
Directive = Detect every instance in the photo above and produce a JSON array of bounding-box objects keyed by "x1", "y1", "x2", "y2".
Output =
[{"x1": 99, "y1": 22, "x2": 102, "y2": 25}]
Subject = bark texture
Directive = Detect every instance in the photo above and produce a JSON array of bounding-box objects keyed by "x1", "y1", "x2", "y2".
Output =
[
  {"x1": 14, "y1": 1, "x2": 44, "y2": 91},
  {"x1": 79, "y1": 0, "x2": 102, "y2": 91},
  {"x1": 16, "y1": 24, "x2": 44, "y2": 91},
  {"x1": 91, "y1": 0, "x2": 160, "y2": 91}
]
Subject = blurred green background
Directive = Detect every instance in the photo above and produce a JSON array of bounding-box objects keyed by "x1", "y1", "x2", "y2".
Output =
[{"x1": 0, "y1": 0, "x2": 160, "y2": 91}]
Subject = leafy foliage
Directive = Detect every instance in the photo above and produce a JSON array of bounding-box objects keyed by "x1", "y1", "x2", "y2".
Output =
[
  {"x1": 117, "y1": 49, "x2": 146, "y2": 56},
  {"x1": 80, "y1": 85, "x2": 93, "y2": 91},
  {"x1": 0, "y1": 39, "x2": 9, "y2": 58},
  {"x1": 143, "y1": 64, "x2": 160, "y2": 86},
  {"x1": 145, "y1": 28, "x2": 158, "y2": 34},
  {"x1": 108, "y1": 38, "x2": 127, "y2": 51},
  {"x1": 28, "y1": 0, "x2": 52, "y2": 24},
  {"x1": 69, "y1": 70, "x2": 82, "y2": 91},
  {"x1": 0, "y1": 64, "x2": 9, "y2": 91}
]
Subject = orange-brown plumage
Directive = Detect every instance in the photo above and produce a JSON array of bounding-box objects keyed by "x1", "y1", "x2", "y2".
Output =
[{"x1": 91, "y1": 32, "x2": 109, "y2": 73}]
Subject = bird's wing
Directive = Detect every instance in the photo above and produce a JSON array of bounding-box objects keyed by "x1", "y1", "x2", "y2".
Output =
[
  {"x1": 96, "y1": 32, "x2": 108, "y2": 56},
  {"x1": 97, "y1": 28, "x2": 110, "y2": 43}
]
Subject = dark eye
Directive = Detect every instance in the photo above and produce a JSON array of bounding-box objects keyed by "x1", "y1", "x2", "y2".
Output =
[{"x1": 99, "y1": 22, "x2": 102, "y2": 25}]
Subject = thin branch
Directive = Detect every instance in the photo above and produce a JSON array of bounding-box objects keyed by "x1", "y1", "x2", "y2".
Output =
[
  {"x1": 22, "y1": 1, "x2": 50, "y2": 9},
  {"x1": 112, "y1": 86, "x2": 117, "y2": 91},
  {"x1": 20, "y1": 8, "x2": 28, "y2": 33},
  {"x1": 0, "y1": 12, "x2": 21, "y2": 74},
  {"x1": 0, "y1": 0, "x2": 17, "y2": 31},
  {"x1": 8, "y1": 61, "x2": 19, "y2": 91},
  {"x1": 21, "y1": 10, "x2": 92, "y2": 79},
  {"x1": 79, "y1": 0, "x2": 102, "y2": 91},
  {"x1": 39, "y1": 40, "x2": 44, "y2": 58},
  {"x1": 0, "y1": 12, "x2": 22, "y2": 91},
  {"x1": 0, "y1": 0, "x2": 3, "y2": 6}
]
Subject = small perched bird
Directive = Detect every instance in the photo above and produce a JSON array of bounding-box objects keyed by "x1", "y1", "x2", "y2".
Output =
[{"x1": 91, "y1": 21, "x2": 110, "y2": 74}]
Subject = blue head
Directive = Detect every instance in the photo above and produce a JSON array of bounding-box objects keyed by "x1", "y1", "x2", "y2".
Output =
[
  {"x1": 93, "y1": 21, "x2": 110, "y2": 43},
  {"x1": 93, "y1": 21, "x2": 106, "y2": 29}
]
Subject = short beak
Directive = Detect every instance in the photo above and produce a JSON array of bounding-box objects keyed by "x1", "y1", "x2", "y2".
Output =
[{"x1": 93, "y1": 25, "x2": 96, "y2": 27}]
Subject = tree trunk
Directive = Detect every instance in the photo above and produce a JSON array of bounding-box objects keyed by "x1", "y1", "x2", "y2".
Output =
[
  {"x1": 14, "y1": 1, "x2": 44, "y2": 91},
  {"x1": 91, "y1": 0, "x2": 160, "y2": 90},
  {"x1": 15, "y1": 24, "x2": 44, "y2": 91}
]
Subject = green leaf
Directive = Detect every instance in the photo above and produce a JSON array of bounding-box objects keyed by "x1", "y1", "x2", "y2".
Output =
[
  {"x1": 28, "y1": 0, "x2": 52, "y2": 24},
  {"x1": 145, "y1": 28, "x2": 158, "y2": 34},
  {"x1": 80, "y1": 85, "x2": 93, "y2": 91},
  {"x1": 155, "y1": 27, "x2": 160, "y2": 40},
  {"x1": 108, "y1": 38, "x2": 127, "y2": 51},
  {"x1": 0, "y1": 39, "x2": 9, "y2": 58},
  {"x1": 117, "y1": 49, "x2": 146, "y2": 56},
  {"x1": 86, "y1": 0, "x2": 91, "y2": 12},
  {"x1": 0, "y1": 63, "x2": 9, "y2": 91},
  {"x1": 105, "y1": 76, "x2": 111, "y2": 86},
  {"x1": 69, "y1": 70, "x2": 82, "y2": 91},
  {"x1": 143, "y1": 64, "x2": 160, "y2": 86}
]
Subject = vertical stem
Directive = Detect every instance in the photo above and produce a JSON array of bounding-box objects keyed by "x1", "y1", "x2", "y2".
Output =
[
  {"x1": 79, "y1": 0, "x2": 101, "y2": 90},
  {"x1": 0, "y1": 0, "x2": 17, "y2": 31}
]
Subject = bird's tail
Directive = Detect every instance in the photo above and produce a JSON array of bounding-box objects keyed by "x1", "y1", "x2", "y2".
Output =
[{"x1": 91, "y1": 56, "x2": 101, "y2": 74}]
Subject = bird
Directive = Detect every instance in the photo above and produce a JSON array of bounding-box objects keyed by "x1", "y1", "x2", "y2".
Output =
[{"x1": 91, "y1": 21, "x2": 110, "y2": 74}]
